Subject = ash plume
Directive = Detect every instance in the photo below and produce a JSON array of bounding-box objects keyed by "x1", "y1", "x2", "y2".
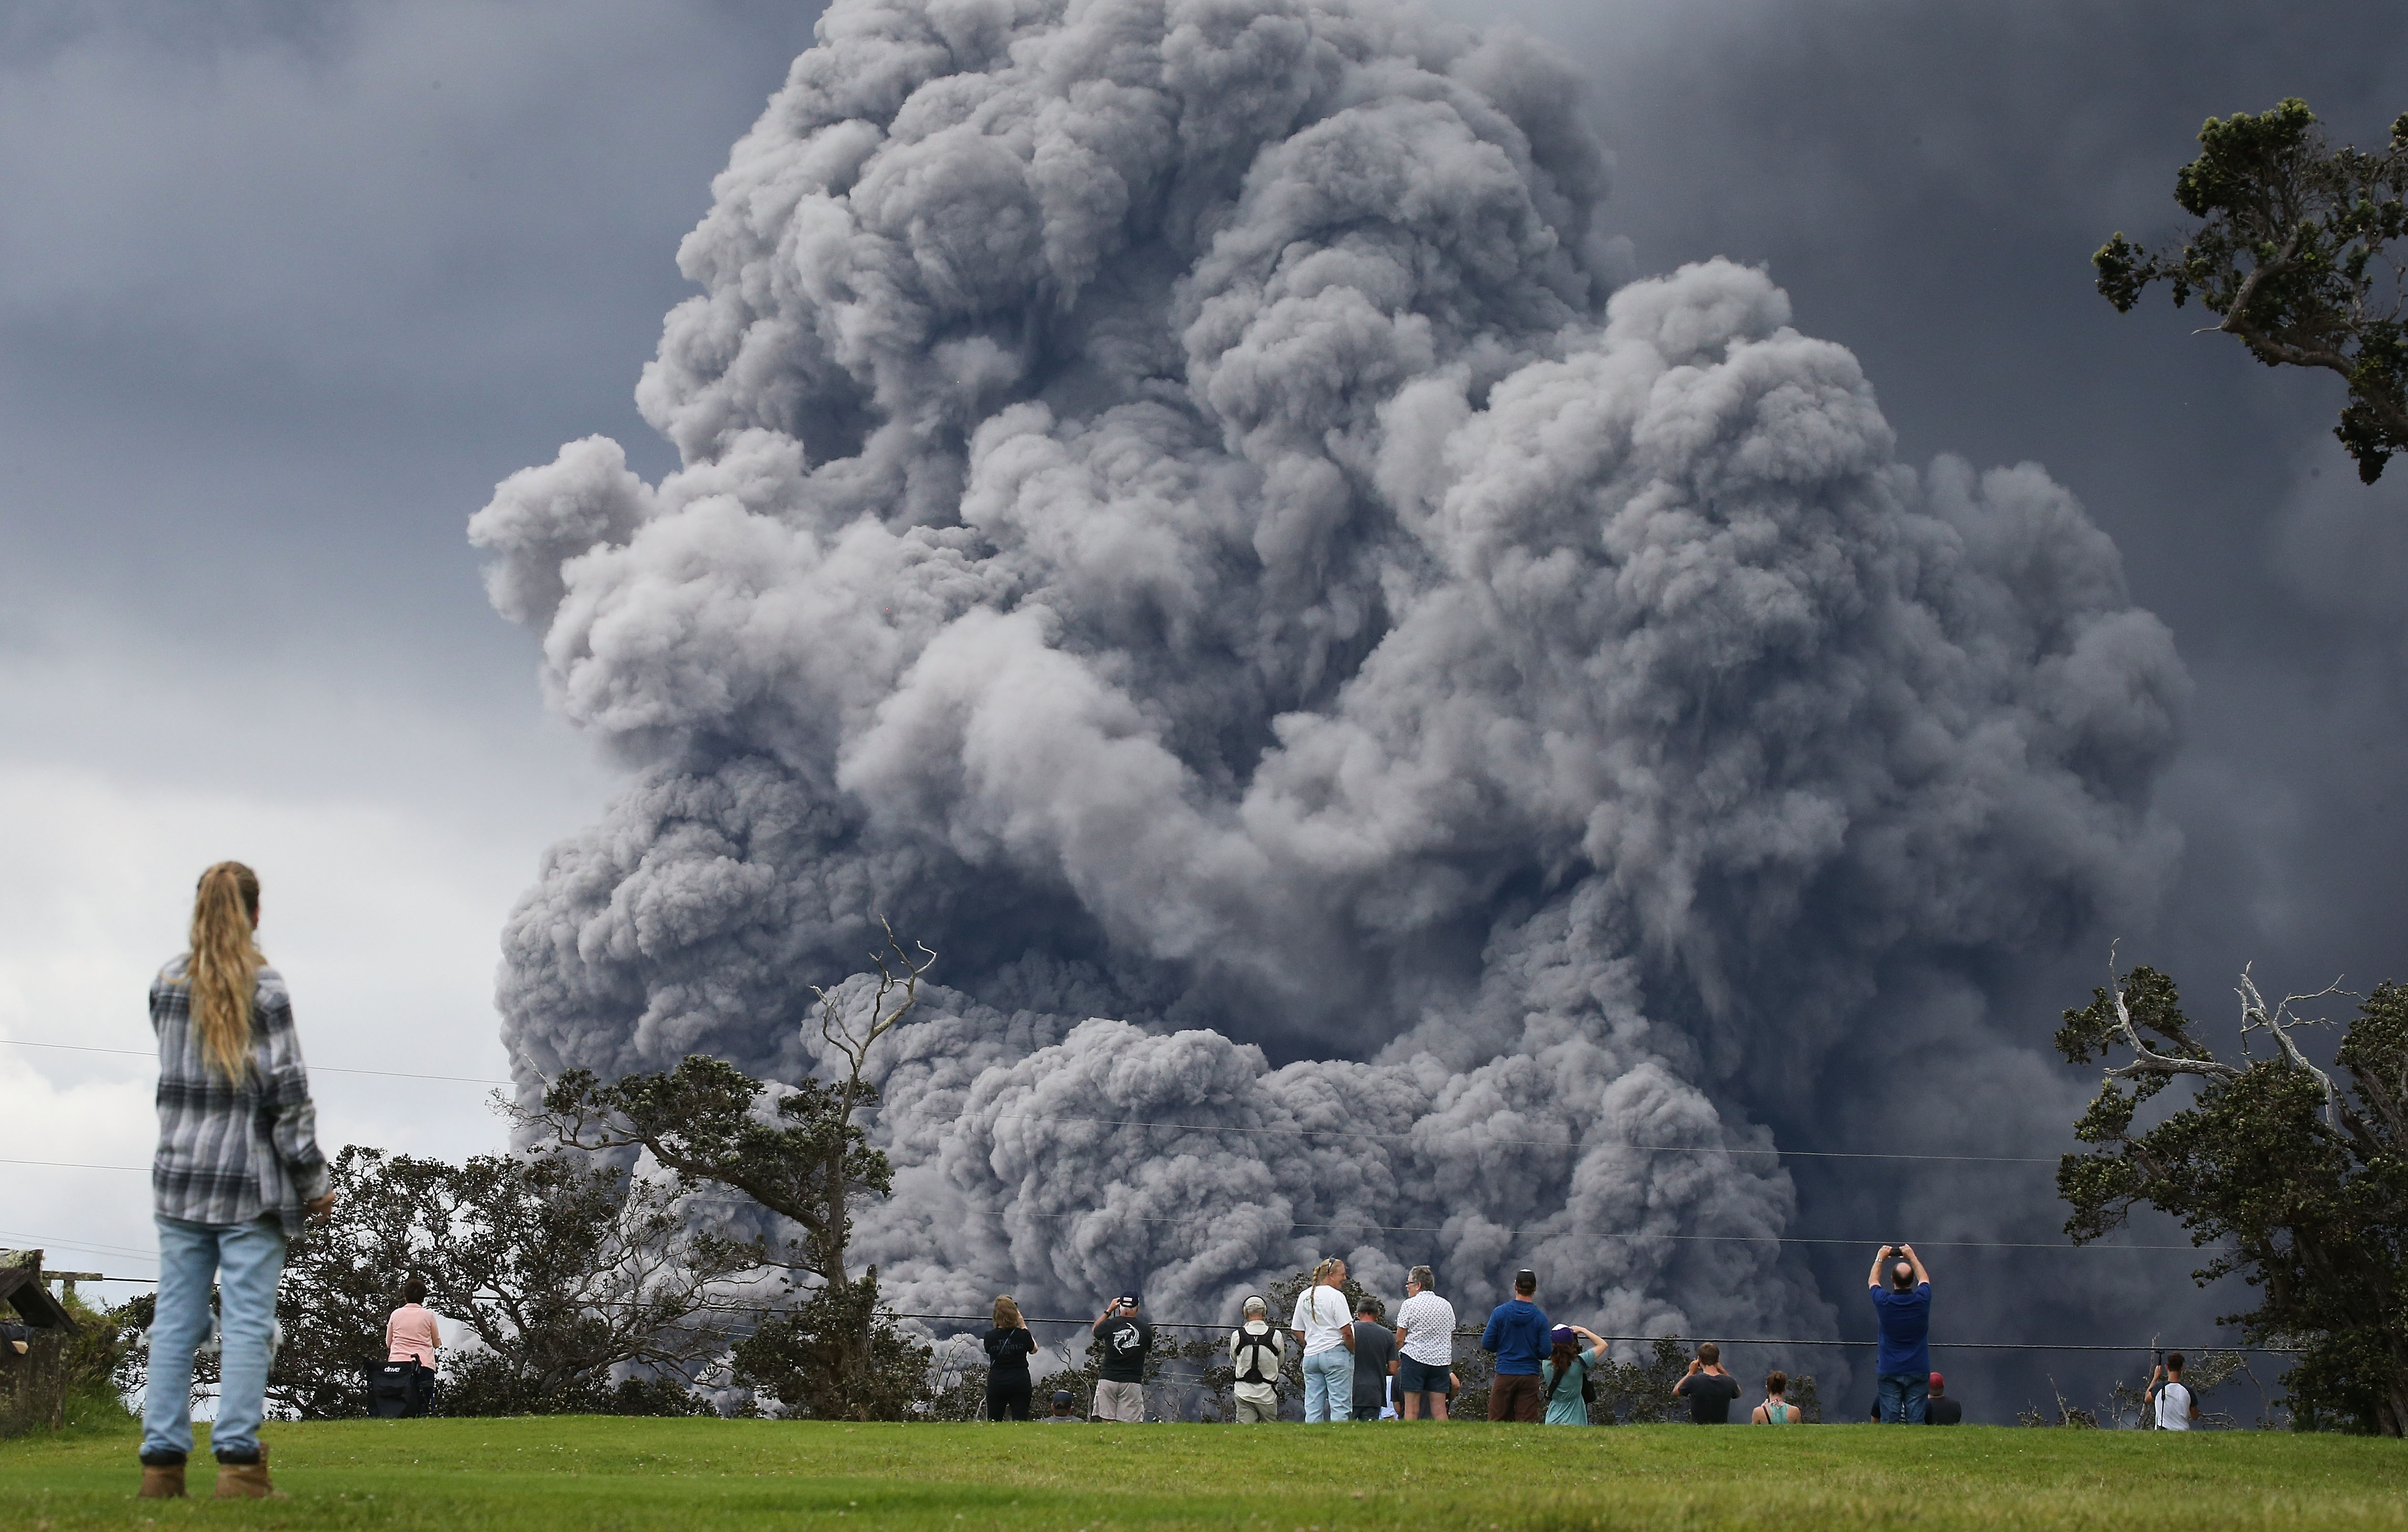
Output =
[{"x1": 471, "y1": 0, "x2": 2187, "y2": 1361}]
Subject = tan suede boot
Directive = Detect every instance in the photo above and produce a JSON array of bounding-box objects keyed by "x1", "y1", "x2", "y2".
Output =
[
  {"x1": 212, "y1": 1446, "x2": 282, "y2": 1500},
  {"x1": 137, "y1": 1463, "x2": 187, "y2": 1499}
]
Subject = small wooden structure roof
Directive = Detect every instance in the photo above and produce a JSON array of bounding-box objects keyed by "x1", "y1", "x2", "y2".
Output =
[{"x1": 0, "y1": 1252, "x2": 76, "y2": 1331}]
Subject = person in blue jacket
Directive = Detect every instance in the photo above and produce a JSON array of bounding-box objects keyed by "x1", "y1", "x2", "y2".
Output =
[{"x1": 1479, "y1": 1269, "x2": 1551, "y2": 1422}]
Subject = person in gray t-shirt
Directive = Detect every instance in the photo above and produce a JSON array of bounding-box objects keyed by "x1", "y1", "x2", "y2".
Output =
[
  {"x1": 1038, "y1": 1388, "x2": 1083, "y2": 1422},
  {"x1": 1347, "y1": 1299, "x2": 1397, "y2": 1420}
]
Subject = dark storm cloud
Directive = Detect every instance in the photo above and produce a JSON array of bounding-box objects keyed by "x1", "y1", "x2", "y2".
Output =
[{"x1": 0, "y1": 2, "x2": 828, "y2": 1277}]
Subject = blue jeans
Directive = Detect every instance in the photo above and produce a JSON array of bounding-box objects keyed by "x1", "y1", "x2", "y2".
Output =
[
  {"x1": 1303, "y1": 1348, "x2": 1355, "y2": 1422},
  {"x1": 1877, "y1": 1372, "x2": 1929, "y2": 1424},
  {"x1": 143, "y1": 1215, "x2": 286, "y2": 1463}
]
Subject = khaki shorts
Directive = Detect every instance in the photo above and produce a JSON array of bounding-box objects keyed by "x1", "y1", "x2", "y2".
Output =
[
  {"x1": 1234, "y1": 1394, "x2": 1278, "y2": 1423},
  {"x1": 1092, "y1": 1379, "x2": 1146, "y2": 1422}
]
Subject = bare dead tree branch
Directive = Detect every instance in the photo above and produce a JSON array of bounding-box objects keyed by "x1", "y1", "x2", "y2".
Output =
[
  {"x1": 2235, "y1": 964, "x2": 2356, "y2": 1130},
  {"x1": 814, "y1": 917, "x2": 938, "y2": 1114}
]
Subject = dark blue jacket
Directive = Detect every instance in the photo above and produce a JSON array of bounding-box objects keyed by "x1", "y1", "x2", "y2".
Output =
[{"x1": 1480, "y1": 1298, "x2": 1552, "y2": 1376}]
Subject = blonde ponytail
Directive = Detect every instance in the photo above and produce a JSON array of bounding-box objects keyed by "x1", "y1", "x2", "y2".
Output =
[{"x1": 185, "y1": 862, "x2": 264, "y2": 1082}]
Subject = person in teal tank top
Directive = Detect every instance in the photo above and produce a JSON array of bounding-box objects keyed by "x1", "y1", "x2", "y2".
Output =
[
  {"x1": 1539, "y1": 1325, "x2": 1608, "y2": 1424},
  {"x1": 1751, "y1": 1371, "x2": 1802, "y2": 1424}
]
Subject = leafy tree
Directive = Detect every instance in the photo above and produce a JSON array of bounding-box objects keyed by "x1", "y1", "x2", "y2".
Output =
[
  {"x1": 271, "y1": 1145, "x2": 751, "y2": 1417},
  {"x1": 522, "y1": 923, "x2": 938, "y2": 1418},
  {"x1": 1584, "y1": 1334, "x2": 1691, "y2": 1425},
  {"x1": 2055, "y1": 966, "x2": 2408, "y2": 1435},
  {"x1": 2095, "y1": 100, "x2": 2408, "y2": 482},
  {"x1": 727, "y1": 1273, "x2": 928, "y2": 1421}
]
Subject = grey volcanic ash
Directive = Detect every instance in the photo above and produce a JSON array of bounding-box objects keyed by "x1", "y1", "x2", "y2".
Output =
[{"x1": 470, "y1": 0, "x2": 2187, "y2": 1362}]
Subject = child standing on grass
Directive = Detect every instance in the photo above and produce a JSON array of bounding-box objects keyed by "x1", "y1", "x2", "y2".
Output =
[{"x1": 139, "y1": 863, "x2": 334, "y2": 1501}]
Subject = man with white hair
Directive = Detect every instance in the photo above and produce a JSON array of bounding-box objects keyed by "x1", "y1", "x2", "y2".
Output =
[
  {"x1": 1392, "y1": 1266, "x2": 1456, "y2": 1421},
  {"x1": 1229, "y1": 1295, "x2": 1285, "y2": 1423}
]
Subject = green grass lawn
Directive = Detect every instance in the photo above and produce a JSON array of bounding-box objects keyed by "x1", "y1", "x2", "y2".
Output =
[{"x1": 4, "y1": 1413, "x2": 2402, "y2": 1531}]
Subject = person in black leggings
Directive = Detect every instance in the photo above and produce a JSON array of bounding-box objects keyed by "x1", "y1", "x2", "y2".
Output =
[{"x1": 982, "y1": 1296, "x2": 1037, "y2": 1420}]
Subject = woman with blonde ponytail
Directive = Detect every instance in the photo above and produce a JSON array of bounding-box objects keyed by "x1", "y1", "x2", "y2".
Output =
[{"x1": 138, "y1": 863, "x2": 332, "y2": 1502}]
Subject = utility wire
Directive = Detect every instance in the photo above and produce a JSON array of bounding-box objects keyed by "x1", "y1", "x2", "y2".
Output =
[
  {"x1": 0, "y1": 1226, "x2": 161, "y2": 1264},
  {"x1": 0, "y1": 1039, "x2": 512, "y2": 1087}
]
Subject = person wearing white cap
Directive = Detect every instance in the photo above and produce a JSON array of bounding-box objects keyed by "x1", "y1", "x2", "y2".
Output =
[{"x1": 1229, "y1": 1295, "x2": 1285, "y2": 1423}]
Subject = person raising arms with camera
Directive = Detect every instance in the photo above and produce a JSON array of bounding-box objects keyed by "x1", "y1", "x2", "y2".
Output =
[
  {"x1": 1868, "y1": 1243, "x2": 1933, "y2": 1423},
  {"x1": 1090, "y1": 1292, "x2": 1153, "y2": 1422}
]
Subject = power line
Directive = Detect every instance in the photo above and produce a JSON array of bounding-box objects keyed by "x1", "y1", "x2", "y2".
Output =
[
  {"x1": 0, "y1": 1226, "x2": 161, "y2": 1264},
  {"x1": 0, "y1": 1039, "x2": 511, "y2": 1087}
]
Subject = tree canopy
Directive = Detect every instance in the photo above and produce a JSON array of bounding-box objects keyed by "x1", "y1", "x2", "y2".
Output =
[
  {"x1": 2096, "y1": 100, "x2": 2408, "y2": 482},
  {"x1": 517, "y1": 923, "x2": 939, "y2": 1418},
  {"x1": 2055, "y1": 966, "x2": 2408, "y2": 1434}
]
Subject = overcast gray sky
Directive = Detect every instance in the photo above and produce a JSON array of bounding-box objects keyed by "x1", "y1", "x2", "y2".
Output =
[{"x1": 4, "y1": 0, "x2": 2403, "y2": 1417}]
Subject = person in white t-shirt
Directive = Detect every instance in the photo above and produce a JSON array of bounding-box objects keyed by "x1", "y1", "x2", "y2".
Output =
[
  {"x1": 2148, "y1": 1353, "x2": 2199, "y2": 1430},
  {"x1": 1391, "y1": 1266, "x2": 1456, "y2": 1420},
  {"x1": 1288, "y1": 1258, "x2": 1356, "y2": 1422}
]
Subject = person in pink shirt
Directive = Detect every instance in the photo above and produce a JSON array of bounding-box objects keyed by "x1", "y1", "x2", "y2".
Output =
[{"x1": 386, "y1": 1277, "x2": 440, "y2": 1410}]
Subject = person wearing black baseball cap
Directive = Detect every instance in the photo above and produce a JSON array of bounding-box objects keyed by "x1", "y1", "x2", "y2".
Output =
[
  {"x1": 1039, "y1": 1388, "x2": 1083, "y2": 1422},
  {"x1": 1091, "y1": 1293, "x2": 1153, "y2": 1421}
]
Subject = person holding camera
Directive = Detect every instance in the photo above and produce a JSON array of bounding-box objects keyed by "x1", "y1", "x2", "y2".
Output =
[
  {"x1": 1674, "y1": 1341, "x2": 1741, "y2": 1423},
  {"x1": 982, "y1": 1295, "x2": 1037, "y2": 1421},
  {"x1": 1091, "y1": 1293, "x2": 1153, "y2": 1421},
  {"x1": 1541, "y1": 1324, "x2": 1607, "y2": 1424},
  {"x1": 1867, "y1": 1242, "x2": 1932, "y2": 1423},
  {"x1": 2147, "y1": 1354, "x2": 2199, "y2": 1431}
]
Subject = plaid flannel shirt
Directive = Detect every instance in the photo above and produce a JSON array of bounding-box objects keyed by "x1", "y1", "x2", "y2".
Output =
[{"x1": 150, "y1": 955, "x2": 329, "y2": 1238}]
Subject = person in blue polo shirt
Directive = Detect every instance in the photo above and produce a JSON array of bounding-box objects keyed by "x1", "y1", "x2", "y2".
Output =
[
  {"x1": 1868, "y1": 1243, "x2": 1932, "y2": 1423},
  {"x1": 1479, "y1": 1269, "x2": 1551, "y2": 1421}
]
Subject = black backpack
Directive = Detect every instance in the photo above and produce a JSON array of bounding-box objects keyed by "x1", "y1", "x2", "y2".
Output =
[{"x1": 1231, "y1": 1325, "x2": 1281, "y2": 1385}]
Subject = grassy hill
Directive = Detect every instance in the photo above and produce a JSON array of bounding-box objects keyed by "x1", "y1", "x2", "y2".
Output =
[{"x1": 4, "y1": 1414, "x2": 2403, "y2": 1531}]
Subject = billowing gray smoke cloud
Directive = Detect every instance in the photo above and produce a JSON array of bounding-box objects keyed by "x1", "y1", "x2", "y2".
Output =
[{"x1": 470, "y1": 0, "x2": 2187, "y2": 1354}]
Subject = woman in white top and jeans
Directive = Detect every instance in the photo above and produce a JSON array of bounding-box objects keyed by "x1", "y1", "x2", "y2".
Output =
[{"x1": 1288, "y1": 1258, "x2": 1356, "y2": 1421}]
